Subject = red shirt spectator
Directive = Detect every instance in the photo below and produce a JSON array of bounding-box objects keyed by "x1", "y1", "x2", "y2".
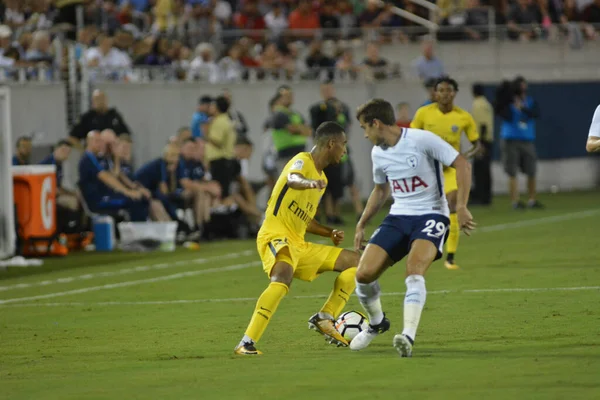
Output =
[
  {"x1": 288, "y1": 0, "x2": 320, "y2": 37},
  {"x1": 234, "y1": 2, "x2": 266, "y2": 30}
]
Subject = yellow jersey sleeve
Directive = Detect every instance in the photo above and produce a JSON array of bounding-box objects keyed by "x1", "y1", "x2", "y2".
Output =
[
  {"x1": 464, "y1": 111, "x2": 480, "y2": 142},
  {"x1": 410, "y1": 107, "x2": 425, "y2": 129}
]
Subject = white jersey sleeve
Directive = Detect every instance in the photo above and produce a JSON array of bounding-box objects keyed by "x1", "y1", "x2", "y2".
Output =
[
  {"x1": 589, "y1": 105, "x2": 600, "y2": 138},
  {"x1": 371, "y1": 147, "x2": 387, "y2": 184},
  {"x1": 415, "y1": 130, "x2": 460, "y2": 167}
]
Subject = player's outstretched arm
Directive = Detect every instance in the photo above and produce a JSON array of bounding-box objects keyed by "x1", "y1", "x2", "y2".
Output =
[
  {"x1": 287, "y1": 172, "x2": 326, "y2": 190},
  {"x1": 452, "y1": 155, "x2": 477, "y2": 236},
  {"x1": 354, "y1": 183, "x2": 389, "y2": 251},
  {"x1": 307, "y1": 219, "x2": 344, "y2": 245}
]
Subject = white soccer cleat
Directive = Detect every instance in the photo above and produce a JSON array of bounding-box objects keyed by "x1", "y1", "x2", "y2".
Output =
[
  {"x1": 349, "y1": 315, "x2": 390, "y2": 351},
  {"x1": 393, "y1": 334, "x2": 414, "y2": 358}
]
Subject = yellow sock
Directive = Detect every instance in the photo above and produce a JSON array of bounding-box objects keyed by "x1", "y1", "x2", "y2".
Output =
[
  {"x1": 446, "y1": 213, "x2": 459, "y2": 258},
  {"x1": 320, "y1": 267, "x2": 357, "y2": 319},
  {"x1": 245, "y1": 282, "x2": 289, "y2": 343}
]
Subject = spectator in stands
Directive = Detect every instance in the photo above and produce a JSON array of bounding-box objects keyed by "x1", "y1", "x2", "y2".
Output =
[
  {"x1": 264, "y1": 2, "x2": 288, "y2": 40},
  {"x1": 305, "y1": 40, "x2": 336, "y2": 79},
  {"x1": 78, "y1": 130, "x2": 149, "y2": 221},
  {"x1": 0, "y1": 25, "x2": 13, "y2": 55},
  {"x1": 338, "y1": 0, "x2": 358, "y2": 39},
  {"x1": 100, "y1": 129, "x2": 118, "y2": 168},
  {"x1": 495, "y1": 76, "x2": 543, "y2": 209},
  {"x1": 335, "y1": 48, "x2": 361, "y2": 80},
  {"x1": 82, "y1": 34, "x2": 132, "y2": 74},
  {"x1": 288, "y1": 0, "x2": 320, "y2": 40},
  {"x1": 464, "y1": 0, "x2": 491, "y2": 40},
  {"x1": 222, "y1": 89, "x2": 249, "y2": 139},
  {"x1": 190, "y1": 95, "x2": 212, "y2": 140},
  {"x1": 396, "y1": 102, "x2": 412, "y2": 128},
  {"x1": 55, "y1": 0, "x2": 85, "y2": 40},
  {"x1": 2, "y1": 0, "x2": 25, "y2": 32},
  {"x1": 189, "y1": 42, "x2": 220, "y2": 82},
  {"x1": 507, "y1": 0, "x2": 543, "y2": 41},
  {"x1": 12, "y1": 136, "x2": 32, "y2": 166},
  {"x1": 205, "y1": 95, "x2": 236, "y2": 198},
  {"x1": 69, "y1": 89, "x2": 132, "y2": 147},
  {"x1": 234, "y1": 0, "x2": 266, "y2": 34},
  {"x1": 259, "y1": 41, "x2": 286, "y2": 76},
  {"x1": 182, "y1": 3, "x2": 217, "y2": 47},
  {"x1": 39, "y1": 140, "x2": 79, "y2": 212},
  {"x1": 137, "y1": 36, "x2": 171, "y2": 65},
  {"x1": 320, "y1": 0, "x2": 341, "y2": 39},
  {"x1": 362, "y1": 41, "x2": 388, "y2": 80},
  {"x1": 471, "y1": 83, "x2": 494, "y2": 205},
  {"x1": 412, "y1": 38, "x2": 445, "y2": 81},
  {"x1": 218, "y1": 44, "x2": 243, "y2": 82},
  {"x1": 24, "y1": 30, "x2": 53, "y2": 63},
  {"x1": 210, "y1": 0, "x2": 233, "y2": 28},
  {"x1": 270, "y1": 85, "x2": 312, "y2": 173}
]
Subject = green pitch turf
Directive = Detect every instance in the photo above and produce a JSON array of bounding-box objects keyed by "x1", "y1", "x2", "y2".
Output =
[{"x1": 1, "y1": 191, "x2": 599, "y2": 400}]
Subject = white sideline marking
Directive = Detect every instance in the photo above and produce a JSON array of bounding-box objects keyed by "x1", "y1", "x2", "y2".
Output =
[
  {"x1": 1, "y1": 286, "x2": 598, "y2": 308},
  {"x1": 0, "y1": 209, "x2": 598, "y2": 303},
  {"x1": 0, "y1": 249, "x2": 255, "y2": 292},
  {"x1": 0, "y1": 261, "x2": 261, "y2": 305}
]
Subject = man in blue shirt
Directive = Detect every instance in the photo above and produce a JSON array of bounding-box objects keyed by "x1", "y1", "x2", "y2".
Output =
[
  {"x1": 12, "y1": 136, "x2": 32, "y2": 166},
  {"x1": 40, "y1": 140, "x2": 79, "y2": 212},
  {"x1": 190, "y1": 96, "x2": 212, "y2": 140},
  {"x1": 78, "y1": 131, "x2": 149, "y2": 221},
  {"x1": 496, "y1": 76, "x2": 543, "y2": 209},
  {"x1": 134, "y1": 143, "x2": 181, "y2": 221}
]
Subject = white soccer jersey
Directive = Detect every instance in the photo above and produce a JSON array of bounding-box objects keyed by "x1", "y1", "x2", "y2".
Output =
[
  {"x1": 372, "y1": 128, "x2": 460, "y2": 217},
  {"x1": 588, "y1": 105, "x2": 600, "y2": 138}
]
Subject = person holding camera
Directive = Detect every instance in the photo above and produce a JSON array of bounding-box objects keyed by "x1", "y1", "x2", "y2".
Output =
[{"x1": 495, "y1": 76, "x2": 544, "y2": 210}]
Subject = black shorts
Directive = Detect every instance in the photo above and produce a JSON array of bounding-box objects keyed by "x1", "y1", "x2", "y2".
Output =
[
  {"x1": 369, "y1": 214, "x2": 450, "y2": 264},
  {"x1": 501, "y1": 140, "x2": 537, "y2": 178},
  {"x1": 210, "y1": 158, "x2": 234, "y2": 197},
  {"x1": 324, "y1": 163, "x2": 344, "y2": 200}
]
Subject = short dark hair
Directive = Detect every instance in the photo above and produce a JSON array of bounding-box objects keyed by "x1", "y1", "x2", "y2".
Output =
[
  {"x1": 199, "y1": 95, "x2": 213, "y2": 105},
  {"x1": 214, "y1": 95, "x2": 230, "y2": 113},
  {"x1": 56, "y1": 139, "x2": 72, "y2": 148},
  {"x1": 16, "y1": 136, "x2": 32, "y2": 147},
  {"x1": 472, "y1": 83, "x2": 485, "y2": 97},
  {"x1": 424, "y1": 78, "x2": 437, "y2": 88},
  {"x1": 435, "y1": 76, "x2": 459, "y2": 91},
  {"x1": 277, "y1": 85, "x2": 291, "y2": 93},
  {"x1": 236, "y1": 136, "x2": 253, "y2": 146},
  {"x1": 314, "y1": 121, "x2": 344, "y2": 146},
  {"x1": 356, "y1": 99, "x2": 396, "y2": 126}
]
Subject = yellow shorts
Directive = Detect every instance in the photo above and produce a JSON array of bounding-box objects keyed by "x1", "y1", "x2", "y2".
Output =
[
  {"x1": 443, "y1": 167, "x2": 457, "y2": 194},
  {"x1": 256, "y1": 232, "x2": 343, "y2": 282}
]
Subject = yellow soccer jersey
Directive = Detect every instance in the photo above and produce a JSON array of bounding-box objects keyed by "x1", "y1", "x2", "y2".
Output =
[
  {"x1": 262, "y1": 152, "x2": 326, "y2": 241},
  {"x1": 410, "y1": 103, "x2": 479, "y2": 151}
]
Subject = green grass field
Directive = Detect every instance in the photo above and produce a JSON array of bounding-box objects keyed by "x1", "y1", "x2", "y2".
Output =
[{"x1": 1, "y1": 191, "x2": 600, "y2": 400}]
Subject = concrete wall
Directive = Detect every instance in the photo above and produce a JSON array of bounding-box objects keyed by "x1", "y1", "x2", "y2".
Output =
[{"x1": 96, "y1": 81, "x2": 600, "y2": 198}]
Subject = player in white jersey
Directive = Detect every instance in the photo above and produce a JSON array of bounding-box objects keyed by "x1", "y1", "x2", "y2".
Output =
[
  {"x1": 586, "y1": 104, "x2": 600, "y2": 153},
  {"x1": 350, "y1": 99, "x2": 476, "y2": 357}
]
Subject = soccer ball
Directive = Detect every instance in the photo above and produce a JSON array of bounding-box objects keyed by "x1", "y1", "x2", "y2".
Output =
[{"x1": 335, "y1": 311, "x2": 369, "y2": 341}]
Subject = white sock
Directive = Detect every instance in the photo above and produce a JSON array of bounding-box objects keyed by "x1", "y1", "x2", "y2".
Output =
[
  {"x1": 355, "y1": 280, "x2": 384, "y2": 326},
  {"x1": 238, "y1": 334, "x2": 254, "y2": 347},
  {"x1": 318, "y1": 312, "x2": 334, "y2": 320},
  {"x1": 401, "y1": 274, "x2": 427, "y2": 341}
]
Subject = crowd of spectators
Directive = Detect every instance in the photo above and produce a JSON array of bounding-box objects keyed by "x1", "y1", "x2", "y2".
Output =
[{"x1": 1, "y1": 0, "x2": 599, "y2": 82}]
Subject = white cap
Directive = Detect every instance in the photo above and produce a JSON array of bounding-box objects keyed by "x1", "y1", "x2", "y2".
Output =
[{"x1": 0, "y1": 25, "x2": 12, "y2": 38}]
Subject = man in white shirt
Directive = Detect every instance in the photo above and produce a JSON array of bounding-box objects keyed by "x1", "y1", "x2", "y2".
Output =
[
  {"x1": 586, "y1": 105, "x2": 600, "y2": 153},
  {"x1": 350, "y1": 99, "x2": 476, "y2": 357}
]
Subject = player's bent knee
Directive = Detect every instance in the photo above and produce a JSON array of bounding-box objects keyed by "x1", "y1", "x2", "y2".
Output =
[
  {"x1": 270, "y1": 262, "x2": 293, "y2": 287},
  {"x1": 334, "y1": 250, "x2": 360, "y2": 272},
  {"x1": 355, "y1": 268, "x2": 377, "y2": 284}
]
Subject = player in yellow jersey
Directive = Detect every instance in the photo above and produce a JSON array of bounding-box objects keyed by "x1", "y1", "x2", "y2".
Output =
[
  {"x1": 234, "y1": 121, "x2": 360, "y2": 355},
  {"x1": 411, "y1": 77, "x2": 480, "y2": 270}
]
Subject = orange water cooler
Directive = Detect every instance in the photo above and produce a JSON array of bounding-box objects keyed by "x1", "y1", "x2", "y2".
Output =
[{"x1": 12, "y1": 165, "x2": 67, "y2": 256}]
